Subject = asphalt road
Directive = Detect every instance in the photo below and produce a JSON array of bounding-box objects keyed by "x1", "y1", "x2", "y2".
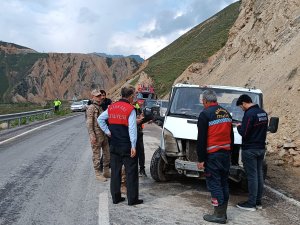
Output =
[{"x1": 0, "y1": 114, "x2": 299, "y2": 225}]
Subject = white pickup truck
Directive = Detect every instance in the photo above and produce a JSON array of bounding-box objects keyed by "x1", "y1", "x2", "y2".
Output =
[{"x1": 150, "y1": 83, "x2": 279, "y2": 187}]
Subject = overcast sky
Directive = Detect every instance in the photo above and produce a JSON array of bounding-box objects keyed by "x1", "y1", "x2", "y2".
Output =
[{"x1": 0, "y1": 0, "x2": 236, "y2": 59}]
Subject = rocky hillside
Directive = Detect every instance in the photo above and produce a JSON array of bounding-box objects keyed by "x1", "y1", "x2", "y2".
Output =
[
  {"x1": 175, "y1": 0, "x2": 300, "y2": 166},
  {"x1": 0, "y1": 42, "x2": 140, "y2": 103}
]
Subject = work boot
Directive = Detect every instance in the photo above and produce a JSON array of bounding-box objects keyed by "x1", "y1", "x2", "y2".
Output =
[
  {"x1": 203, "y1": 204, "x2": 227, "y2": 224},
  {"x1": 95, "y1": 172, "x2": 107, "y2": 182},
  {"x1": 103, "y1": 167, "x2": 111, "y2": 178},
  {"x1": 121, "y1": 182, "x2": 127, "y2": 195}
]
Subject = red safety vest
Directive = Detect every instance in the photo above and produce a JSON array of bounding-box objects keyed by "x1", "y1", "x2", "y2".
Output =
[
  {"x1": 204, "y1": 104, "x2": 232, "y2": 153},
  {"x1": 108, "y1": 101, "x2": 134, "y2": 126}
]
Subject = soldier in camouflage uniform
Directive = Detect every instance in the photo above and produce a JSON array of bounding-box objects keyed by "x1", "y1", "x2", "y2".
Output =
[{"x1": 86, "y1": 89, "x2": 111, "y2": 182}]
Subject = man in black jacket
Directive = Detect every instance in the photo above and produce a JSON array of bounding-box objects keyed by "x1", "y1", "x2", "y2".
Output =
[
  {"x1": 99, "y1": 90, "x2": 112, "y2": 172},
  {"x1": 100, "y1": 90, "x2": 112, "y2": 111},
  {"x1": 236, "y1": 94, "x2": 268, "y2": 211}
]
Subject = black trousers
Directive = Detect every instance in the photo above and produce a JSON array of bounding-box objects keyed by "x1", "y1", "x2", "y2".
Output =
[
  {"x1": 110, "y1": 145, "x2": 139, "y2": 204},
  {"x1": 137, "y1": 133, "x2": 145, "y2": 170}
]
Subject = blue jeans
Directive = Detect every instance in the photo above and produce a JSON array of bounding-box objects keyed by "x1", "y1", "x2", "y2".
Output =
[
  {"x1": 242, "y1": 148, "x2": 266, "y2": 206},
  {"x1": 205, "y1": 151, "x2": 231, "y2": 206}
]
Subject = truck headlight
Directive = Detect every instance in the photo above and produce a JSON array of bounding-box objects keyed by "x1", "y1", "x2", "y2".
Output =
[{"x1": 163, "y1": 129, "x2": 178, "y2": 153}]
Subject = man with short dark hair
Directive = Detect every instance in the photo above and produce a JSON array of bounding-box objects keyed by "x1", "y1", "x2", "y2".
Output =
[
  {"x1": 236, "y1": 94, "x2": 268, "y2": 211},
  {"x1": 197, "y1": 89, "x2": 233, "y2": 224},
  {"x1": 100, "y1": 90, "x2": 112, "y2": 111},
  {"x1": 99, "y1": 89, "x2": 112, "y2": 172},
  {"x1": 98, "y1": 86, "x2": 143, "y2": 206}
]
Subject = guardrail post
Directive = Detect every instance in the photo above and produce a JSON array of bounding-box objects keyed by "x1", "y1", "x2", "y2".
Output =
[
  {"x1": 7, "y1": 120, "x2": 10, "y2": 129},
  {"x1": 18, "y1": 118, "x2": 21, "y2": 126}
]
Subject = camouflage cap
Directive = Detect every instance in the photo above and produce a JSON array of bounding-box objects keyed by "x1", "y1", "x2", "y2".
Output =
[{"x1": 91, "y1": 89, "x2": 101, "y2": 96}]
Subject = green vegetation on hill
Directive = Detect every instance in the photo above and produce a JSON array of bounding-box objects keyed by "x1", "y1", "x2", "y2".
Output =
[
  {"x1": 144, "y1": 1, "x2": 240, "y2": 97},
  {"x1": 0, "y1": 41, "x2": 32, "y2": 50},
  {"x1": 0, "y1": 52, "x2": 48, "y2": 101}
]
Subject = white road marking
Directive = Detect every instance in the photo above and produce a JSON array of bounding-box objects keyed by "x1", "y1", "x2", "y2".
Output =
[
  {"x1": 0, "y1": 115, "x2": 78, "y2": 145},
  {"x1": 98, "y1": 192, "x2": 110, "y2": 225}
]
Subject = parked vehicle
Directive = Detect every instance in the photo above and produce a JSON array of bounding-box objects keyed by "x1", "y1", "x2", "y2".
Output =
[
  {"x1": 135, "y1": 83, "x2": 157, "y2": 106},
  {"x1": 157, "y1": 100, "x2": 169, "y2": 117},
  {"x1": 82, "y1": 99, "x2": 90, "y2": 106},
  {"x1": 70, "y1": 101, "x2": 86, "y2": 112},
  {"x1": 150, "y1": 83, "x2": 279, "y2": 187}
]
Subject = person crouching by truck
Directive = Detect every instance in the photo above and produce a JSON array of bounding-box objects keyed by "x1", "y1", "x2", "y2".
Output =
[{"x1": 197, "y1": 90, "x2": 234, "y2": 224}]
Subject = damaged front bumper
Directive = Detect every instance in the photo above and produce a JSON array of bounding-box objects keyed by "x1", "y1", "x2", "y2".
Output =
[{"x1": 175, "y1": 159, "x2": 245, "y2": 181}]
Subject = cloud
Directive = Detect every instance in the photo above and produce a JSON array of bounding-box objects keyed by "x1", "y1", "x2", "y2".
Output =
[
  {"x1": 0, "y1": 0, "x2": 237, "y2": 58},
  {"x1": 77, "y1": 7, "x2": 100, "y2": 24},
  {"x1": 108, "y1": 31, "x2": 169, "y2": 59}
]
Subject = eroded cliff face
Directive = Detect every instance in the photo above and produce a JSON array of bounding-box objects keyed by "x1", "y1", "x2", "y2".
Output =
[
  {"x1": 176, "y1": 0, "x2": 300, "y2": 165},
  {"x1": 7, "y1": 53, "x2": 139, "y2": 103}
]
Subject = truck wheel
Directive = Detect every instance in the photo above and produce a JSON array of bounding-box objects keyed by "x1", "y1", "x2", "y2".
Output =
[{"x1": 150, "y1": 148, "x2": 170, "y2": 182}]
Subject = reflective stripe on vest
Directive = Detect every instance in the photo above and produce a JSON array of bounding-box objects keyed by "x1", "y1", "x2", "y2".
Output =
[
  {"x1": 207, "y1": 115, "x2": 232, "y2": 153},
  {"x1": 208, "y1": 117, "x2": 232, "y2": 126},
  {"x1": 207, "y1": 144, "x2": 231, "y2": 152}
]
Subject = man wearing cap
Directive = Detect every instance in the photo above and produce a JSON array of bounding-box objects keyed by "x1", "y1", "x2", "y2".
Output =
[
  {"x1": 235, "y1": 94, "x2": 268, "y2": 211},
  {"x1": 98, "y1": 86, "x2": 143, "y2": 206},
  {"x1": 86, "y1": 89, "x2": 111, "y2": 182}
]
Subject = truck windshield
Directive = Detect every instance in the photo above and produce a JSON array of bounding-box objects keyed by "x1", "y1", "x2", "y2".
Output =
[{"x1": 169, "y1": 87, "x2": 261, "y2": 121}]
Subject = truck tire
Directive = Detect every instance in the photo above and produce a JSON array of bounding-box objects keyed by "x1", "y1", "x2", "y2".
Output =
[{"x1": 150, "y1": 148, "x2": 170, "y2": 182}]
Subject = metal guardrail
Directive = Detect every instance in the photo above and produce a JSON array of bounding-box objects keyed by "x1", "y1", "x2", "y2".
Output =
[{"x1": 0, "y1": 108, "x2": 54, "y2": 129}]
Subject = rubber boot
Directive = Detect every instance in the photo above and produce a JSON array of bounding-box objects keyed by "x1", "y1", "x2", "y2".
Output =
[{"x1": 203, "y1": 204, "x2": 227, "y2": 224}]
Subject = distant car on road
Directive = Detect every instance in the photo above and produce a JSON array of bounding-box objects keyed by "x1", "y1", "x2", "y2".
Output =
[
  {"x1": 82, "y1": 99, "x2": 90, "y2": 106},
  {"x1": 70, "y1": 101, "x2": 86, "y2": 112}
]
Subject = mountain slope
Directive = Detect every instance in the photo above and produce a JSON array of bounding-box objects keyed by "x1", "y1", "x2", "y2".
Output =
[
  {"x1": 144, "y1": 1, "x2": 241, "y2": 96},
  {"x1": 0, "y1": 42, "x2": 140, "y2": 103}
]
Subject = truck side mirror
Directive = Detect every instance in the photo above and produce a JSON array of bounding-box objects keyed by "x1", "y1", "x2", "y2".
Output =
[{"x1": 268, "y1": 117, "x2": 279, "y2": 133}]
